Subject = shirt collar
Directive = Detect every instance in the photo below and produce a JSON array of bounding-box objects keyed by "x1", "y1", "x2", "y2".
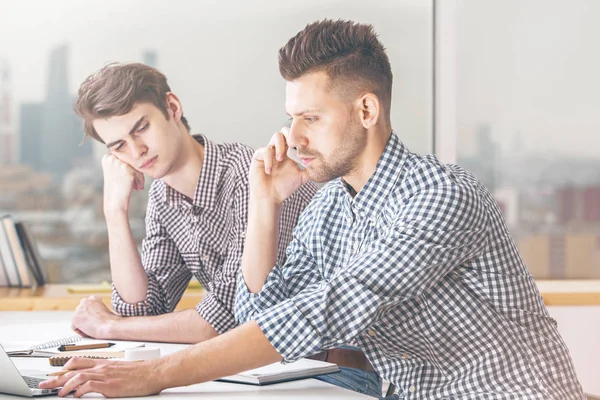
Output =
[
  {"x1": 163, "y1": 134, "x2": 220, "y2": 210},
  {"x1": 339, "y1": 130, "x2": 407, "y2": 216}
]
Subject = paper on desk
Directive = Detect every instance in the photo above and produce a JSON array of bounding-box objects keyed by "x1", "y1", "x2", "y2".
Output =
[{"x1": 2, "y1": 339, "x2": 146, "y2": 357}]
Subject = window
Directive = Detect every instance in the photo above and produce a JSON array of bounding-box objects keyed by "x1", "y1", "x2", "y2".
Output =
[
  {"x1": 0, "y1": 0, "x2": 434, "y2": 283},
  {"x1": 438, "y1": 0, "x2": 600, "y2": 279}
]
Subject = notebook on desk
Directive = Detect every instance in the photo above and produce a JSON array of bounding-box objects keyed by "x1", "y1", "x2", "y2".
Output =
[
  {"x1": 217, "y1": 358, "x2": 340, "y2": 386},
  {"x1": 4, "y1": 335, "x2": 82, "y2": 357},
  {"x1": 3, "y1": 336, "x2": 144, "y2": 359}
]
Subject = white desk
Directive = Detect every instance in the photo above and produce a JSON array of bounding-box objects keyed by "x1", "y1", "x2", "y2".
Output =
[{"x1": 0, "y1": 312, "x2": 371, "y2": 399}]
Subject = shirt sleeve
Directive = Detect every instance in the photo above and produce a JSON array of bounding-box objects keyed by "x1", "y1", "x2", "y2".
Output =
[
  {"x1": 276, "y1": 182, "x2": 319, "y2": 263},
  {"x1": 112, "y1": 194, "x2": 192, "y2": 316},
  {"x1": 234, "y1": 183, "x2": 318, "y2": 324},
  {"x1": 235, "y1": 233, "x2": 322, "y2": 324},
  {"x1": 250, "y1": 177, "x2": 489, "y2": 362},
  {"x1": 194, "y1": 179, "x2": 248, "y2": 334}
]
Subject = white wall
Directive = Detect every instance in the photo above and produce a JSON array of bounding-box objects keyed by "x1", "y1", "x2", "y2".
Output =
[{"x1": 548, "y1": 306, "x2": 600, "y2": 395}]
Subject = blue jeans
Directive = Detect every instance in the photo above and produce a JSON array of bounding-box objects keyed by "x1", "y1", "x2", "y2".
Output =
[{"x1": 315, "y1": 366, "x2": 382, "y2": 398}]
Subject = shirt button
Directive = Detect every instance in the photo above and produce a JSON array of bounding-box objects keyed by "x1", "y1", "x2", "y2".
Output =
[
  {"x1": 240, "y1": 231, "x2": 246, "y2": 238},
  {"x1": 353, "y1": 242, "x2": 359, "y2": 251},
  {"x1": 403, "y1": 353, "x2": 410, "y2": 359},
  {"x1": 401, "y1": 317, "x2": 407, "y2": 322},
  {"x1": 367, "y1": 329, "x2": 377, "y2": 337},
  {"x1": 409, "y1": 385, "x2": 416, "y2": 393},
  {"x1": 369, "y1": 215, "x2": 377, "y2": 224},
  {"x1": 202, "y1": 255, "x2": 209, "y2": 262}
]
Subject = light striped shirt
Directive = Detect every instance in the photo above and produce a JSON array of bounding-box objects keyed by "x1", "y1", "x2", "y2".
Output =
[
  {"x1": 235, "y1": 131, "x2": 584, "y2": 399},
  {"x1": 112, "y1": 134, "x2": 317, "y2": 334}
]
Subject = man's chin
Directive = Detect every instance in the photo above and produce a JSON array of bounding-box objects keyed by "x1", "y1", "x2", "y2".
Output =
[
  {"x1": 306, "y1": 169, "x2": 337, "y2": 184},
  {"x1": 145, "y1": 170, "x2": 165, "y2": 181}
]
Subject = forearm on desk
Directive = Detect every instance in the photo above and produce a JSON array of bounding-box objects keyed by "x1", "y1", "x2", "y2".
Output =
[
  {"x1": 241, "y1": 200, "x2": 281, "y2": 293},
  {"x1": 155, "y1": 320, "x2": 281, "y2": 390},
  {"x1": 108, "y1": 308, "x2": 218, "y2": 344},
  {"x1": 105, "y1": 212, "x2": 148, "y2": 303}
]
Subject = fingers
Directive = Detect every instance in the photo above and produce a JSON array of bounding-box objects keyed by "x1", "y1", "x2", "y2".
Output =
[
  {"x1": 57, "y1": 372, "x2": 105, "y2": 397},
  {"x1": 133, "y1": 171, "x2": 145, "y2": 190},
  {"x1": 40, "y1": 371, "x2": 76, "y2": 389},
  {"x1": 255, "y1": 128, "x2": 293, "y2": 174},
  {"x1": 254, "y1": 145, "x2": 275, "y2": 174},
  {"x1": 65, "y1": 357, "x2": 107, "y2": 370},
  {"x1": 268, "y1": 129, "x2": 290, "y2": 162},
  {"x1": 102, "y1": 154, "x2": 138, "y2": 179},
  {"x1": 72, "y1": 380, "x2": 110, "y2": 398}
]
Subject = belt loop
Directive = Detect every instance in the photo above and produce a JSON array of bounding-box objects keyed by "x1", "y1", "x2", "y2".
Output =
[{"x1": 324, "y1": 350, "x2": 329, "y2": 362}]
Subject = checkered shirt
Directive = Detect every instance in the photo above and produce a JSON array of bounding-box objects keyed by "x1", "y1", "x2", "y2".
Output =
[
  {"x1": 235, "y1": 131, "x2": 584, "y2": 399},
  {"x1": 112, "y1": 134, "x2": 317, "y2": 334}
]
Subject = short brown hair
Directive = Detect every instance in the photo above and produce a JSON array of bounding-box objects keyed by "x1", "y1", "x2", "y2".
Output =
[
  {"x1": 75, "y1": 63, "x2": 190, "y2": 143},
  {"x1": 279, "y1": 19, "x2": 393, "y2": 115}
]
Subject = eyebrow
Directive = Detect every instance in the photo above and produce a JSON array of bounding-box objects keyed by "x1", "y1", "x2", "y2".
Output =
[
  {"x1": 286, "y1": 109, "x2": 320, "y2": 117},
  {"x1": 105, "y1": 116, "x2": 147, "y2": 148}
]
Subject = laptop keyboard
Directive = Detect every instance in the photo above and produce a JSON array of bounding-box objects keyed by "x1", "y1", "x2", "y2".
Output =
[{"x1": 23, "y1": 376, "x2": 45, "y2": 389}]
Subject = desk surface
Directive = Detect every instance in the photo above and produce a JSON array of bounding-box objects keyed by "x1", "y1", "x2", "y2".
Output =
[
  {"x1": 0, "y1": 285, "x2": 206, "y2": 311},
  {"x1": 1, "y1": 280, "x2": 600, "y2": 311},
  {"x1": 0, "y1": 312, "x2": 370, "y2": 399}
]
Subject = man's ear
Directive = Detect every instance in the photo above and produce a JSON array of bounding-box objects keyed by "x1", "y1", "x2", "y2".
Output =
[
  {"x1": 165, "y1": 92, "x2": 183, "y2": 122},
  {"x1": 358, "y1": 93, "x2": 381, "y2": 130}
]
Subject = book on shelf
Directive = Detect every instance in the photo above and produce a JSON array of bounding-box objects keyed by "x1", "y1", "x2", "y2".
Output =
[
  {"x1": 0, "y1": 215, "x2": 21, "y2": 287},
  {"x1": 0, "y1": 215, "x2": 48, "y2": 288}
]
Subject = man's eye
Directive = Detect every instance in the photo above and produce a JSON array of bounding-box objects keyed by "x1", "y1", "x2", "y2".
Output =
[
  {"x1": 138, "y1": 123, "x2": 149, "y2": 133},
  {"x1": 114, "y1": 143, "x2": 124, "y2": 151},
  {"x1": 305, "y1": 117, "x2": 317, "y2": 123}
]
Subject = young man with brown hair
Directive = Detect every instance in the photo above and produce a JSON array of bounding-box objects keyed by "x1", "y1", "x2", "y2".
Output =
[
  {"x1": 66, "y1": 63, "x2": 317, "y2": 345},
  {"x1": 43, "y1": 20, "x2": 584, "y2": 399}
]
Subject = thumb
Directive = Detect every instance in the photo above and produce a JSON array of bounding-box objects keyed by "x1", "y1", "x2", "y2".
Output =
[
  {"x1": 134, "y1": 171, "x2": 145, "y2": 190},
  {"x1": 299, "y1": 169, "x2": 311, "y2": 186}
]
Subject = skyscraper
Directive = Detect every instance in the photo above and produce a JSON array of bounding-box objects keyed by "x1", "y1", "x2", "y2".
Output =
[{"x1": 38, "y1": 44, "x2": 91, "y2": 178}]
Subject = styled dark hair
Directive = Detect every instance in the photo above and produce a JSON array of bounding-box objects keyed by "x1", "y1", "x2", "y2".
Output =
[
  {"x1": 279, "y1": 19, "x2": 393, "y2": 115},
  {"x1": 74, "y1": 62, "x2": 190, "y2": 143}
]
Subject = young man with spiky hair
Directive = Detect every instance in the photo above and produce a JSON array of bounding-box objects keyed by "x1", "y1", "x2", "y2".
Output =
[
  {"x1": 66, "y1": 63, "x2": 317, "y2": 346},
  {"x1": 43, "y1": 20, "x2": 584, "y2": 399}
]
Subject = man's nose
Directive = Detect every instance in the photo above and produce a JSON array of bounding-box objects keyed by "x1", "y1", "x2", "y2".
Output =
[
  {"x1": 288, "y1": 122, "x2": 308, "y2": 149},
  {"x1": 131, "y1": 140, "x2": 147, "y2": 159}
]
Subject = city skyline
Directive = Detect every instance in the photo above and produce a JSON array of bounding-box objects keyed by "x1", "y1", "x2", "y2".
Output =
[{"x1": 0, "y1": 0, "x2": 598, "y2": 283}]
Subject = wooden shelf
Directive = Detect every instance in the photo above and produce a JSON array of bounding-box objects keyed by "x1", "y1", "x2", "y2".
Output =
[
  {"x1": 0, "y1": 284, "x2": 205, "y2": 311},
  {"x1": 536, "y1": 280, "x2": 600, "y2": 306},
  {"x1": 0, "y1": 281, "x2": 599, "y2": 311}
]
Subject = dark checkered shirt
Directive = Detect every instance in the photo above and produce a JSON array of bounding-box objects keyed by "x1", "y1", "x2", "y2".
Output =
[
  {"x1": 112, "y1": 134, "x2": 317, "y2": 334},
  {"x1": 235, "y1": 131, "x2": 584, "y2": 399}
]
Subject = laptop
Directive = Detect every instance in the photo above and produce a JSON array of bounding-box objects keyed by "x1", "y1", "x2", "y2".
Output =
[{"x1": 0, "y1": 344, "x2": 60, "y2": 397}]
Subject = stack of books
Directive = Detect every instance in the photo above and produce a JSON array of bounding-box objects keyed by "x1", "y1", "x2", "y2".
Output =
[{"x1": 0, "y1": 214, "x2": 48, "y2": 288}]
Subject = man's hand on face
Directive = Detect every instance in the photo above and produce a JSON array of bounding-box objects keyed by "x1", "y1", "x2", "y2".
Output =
[
  {"x1": 250, "y1": 127, "x2": 310, "y2": 205},
  {"x1": 39, "y1": 358, "x2": 163, "y2": 398},
  {"x1": 70, "y1": 296, "x2": 120, "y2": 339},
  {"x1": 101, "y1": 154, "x2": 145, "y2": 217}
]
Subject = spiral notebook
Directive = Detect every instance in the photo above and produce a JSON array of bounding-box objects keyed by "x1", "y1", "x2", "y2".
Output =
[
  {"x1": 217, "y1": 359, "x2": 340, "y2": 386},
  {"x1": 5, "y1": 335, "x2": 82, "y2": 357}
]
